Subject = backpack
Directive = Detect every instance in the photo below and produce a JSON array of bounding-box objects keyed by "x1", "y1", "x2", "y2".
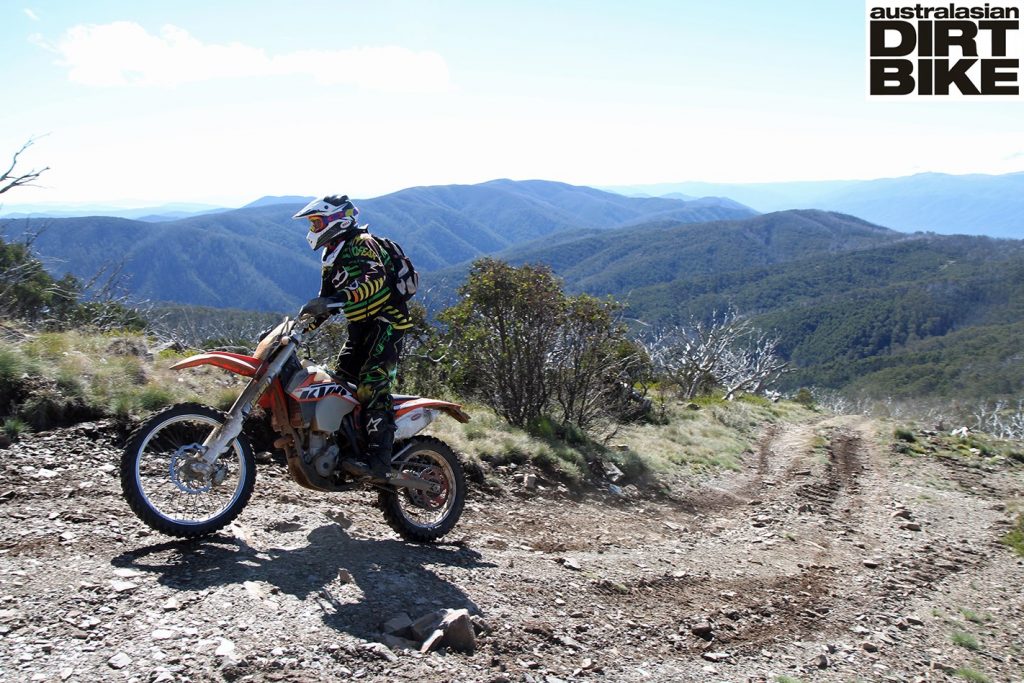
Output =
[{"x1": 374, "y1": 235, "x2": 419, "y2": 301}]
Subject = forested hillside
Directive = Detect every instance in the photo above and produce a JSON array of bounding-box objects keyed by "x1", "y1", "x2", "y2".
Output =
[{"x1": 0, "y1": 180, "x2": 754, "y2": 311}]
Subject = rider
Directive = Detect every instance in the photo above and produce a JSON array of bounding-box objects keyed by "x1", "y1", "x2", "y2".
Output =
[{"x1": 294, "y1": 195, "x2": 414, "y2": 479}]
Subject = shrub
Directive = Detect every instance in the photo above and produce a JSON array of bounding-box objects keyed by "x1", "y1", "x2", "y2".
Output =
[
  {"x1": 954, "y1": 666, "x2": 992, "y2": 683},
  {"x1": 440, "y1": 259, "x2": 565, "y2": 428},
  {"x1": 894, "y1": 427, "x2": 917, "y2": 443},
  {"x1": 137, "y1": 384, "x2": 175, "y2": 411},
  {"x1": 794, "y1": 387, "x2": 815, "y2": 408},
  {"x1": 951, "y1": 631, "x2": 980, "y2": 650},
  {"x1": 1002, "y1": 514, "x2": 1024, "y2": 557},
  {"x1": 2, "y1": 417, "x2": 30, "y2": 441}
]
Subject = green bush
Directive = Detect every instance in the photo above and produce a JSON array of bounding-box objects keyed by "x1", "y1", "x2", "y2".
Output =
[
  {"x1": 894, "y1": 427, "x2": 917, "y2": 443},
  {"x1": 1002, "y1": 514, "x2": 1024, "y2": 557},
  {"x1": 137, "y1": 385, "x2": 175, "y2": 412},
  {"x1": 954, "y1": 666, "x2": 992, "y2": 683},
  {"x1": 794, "y1": 387, "x2": 815, "y2": 408},
  {"x1": 951, "y1": 631, "x2": 980, "y2": 650},
  {"x1": 2, "y1": 417, "x2": 30, "y2": 441}
]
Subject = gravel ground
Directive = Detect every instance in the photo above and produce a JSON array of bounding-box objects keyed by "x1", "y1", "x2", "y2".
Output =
[{"x1": 0, "y1": 415, "x2": 1022, "y2": 682}]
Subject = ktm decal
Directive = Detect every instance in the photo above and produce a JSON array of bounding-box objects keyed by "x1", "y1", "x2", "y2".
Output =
[{"x1": 295, "y1": 383, "x2": 348, "y2": 401}]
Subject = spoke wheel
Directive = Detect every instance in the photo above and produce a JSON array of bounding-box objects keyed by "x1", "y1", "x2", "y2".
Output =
[
  {"x1": 378, "y1": 436, "x2": 466, "y2": 543},
  {"x1": 121, "y1": 403, "x2": 256, "y2": 538}
]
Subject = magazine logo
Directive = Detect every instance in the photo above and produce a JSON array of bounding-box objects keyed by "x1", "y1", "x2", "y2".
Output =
[{"x1": 867, "y1": 1, "x2": 1023, "y2": 98}]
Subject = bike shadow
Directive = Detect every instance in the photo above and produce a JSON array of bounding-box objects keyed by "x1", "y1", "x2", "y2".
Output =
[{"x1": 111, "y1": 523, "x2": 495, "y2": 641}]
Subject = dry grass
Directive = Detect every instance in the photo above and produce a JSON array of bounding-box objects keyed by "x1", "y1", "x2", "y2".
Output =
[
  {"x1": 426, "y1": 394, "x2": 812, "y2": 487},
  {"x1": 1, "y1": 329, "x2": 246, "y2": 430}
]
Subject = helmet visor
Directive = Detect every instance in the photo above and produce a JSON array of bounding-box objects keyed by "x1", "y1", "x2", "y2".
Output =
[{"x1": 307, "y1": 215, "x2": 327, "y2": 232}]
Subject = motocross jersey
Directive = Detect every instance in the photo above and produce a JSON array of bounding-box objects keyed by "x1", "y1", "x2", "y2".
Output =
[{"x1": 318, "y1": 231, "x2": 413, "y2": 329}]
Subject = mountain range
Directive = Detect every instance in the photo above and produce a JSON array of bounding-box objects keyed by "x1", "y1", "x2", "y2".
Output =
[
  {"x1": 0, "y1": 179, "x2": 754, "y2": 312},
  {"x1": 609, "y1": 172, "x2": 1024, "y2": 239}
]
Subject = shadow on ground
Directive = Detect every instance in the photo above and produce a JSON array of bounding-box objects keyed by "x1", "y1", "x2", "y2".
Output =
[{"x1": 112, "y1": 524, "x2": 494, "y2": 640}]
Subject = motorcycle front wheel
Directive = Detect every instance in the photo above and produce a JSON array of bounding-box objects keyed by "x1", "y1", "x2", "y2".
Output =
[
  {"x1": 120, "y1": 402, "x2": 256, "y2": 538},
  {"x1": 378, "y1": 436, "x2": 466, "y2": 542}
]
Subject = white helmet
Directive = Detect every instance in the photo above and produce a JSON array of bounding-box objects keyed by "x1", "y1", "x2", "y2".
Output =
[{"x1": 293, "y1": 195, "x2": 360, "y2": 251}]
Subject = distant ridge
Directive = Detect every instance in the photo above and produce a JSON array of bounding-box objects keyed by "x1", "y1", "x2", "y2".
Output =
[{"x1": 608, "y1": 171, "x2": 1024, "y2": 239}]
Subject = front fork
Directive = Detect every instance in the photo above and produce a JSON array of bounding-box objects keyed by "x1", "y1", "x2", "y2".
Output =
[{"x1": 199, "y1": 341, "x2": 294, "y2": 466}]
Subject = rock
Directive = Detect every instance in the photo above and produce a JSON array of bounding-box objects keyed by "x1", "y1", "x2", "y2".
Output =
[
  {"x1": 242, "y1": 581, "x2": 266, "y2": 600},
  {"x1": 906, "y1": 616, "x2": 925, "y2": 626},
  {"x1": 862, "y1": 559, "x2": 881, "y2": 568},
  {"x1": 891, "y1": 509, "x2": 913, "y2": 520},
  {"x1": 109, "y1": 580, "x2": 138, "y2": 593},
  {"x1": 113, "y1": 568, "x2": 143, "y2": 579},
  {"x1": 151, "y1": 629, "x2": 177, "y2": 640},
  {"x1": 862, "y1": 641, "x2": 879, "y2": 653},
  {"x1": 410, "y1": 610, "x2": 446, "y2": 641},
  {"x1": 337, "y1": 569, "x2": 354, "y2": 584},
  {"x1": 382, "y1": 634, "x2": 419, "y2": 651},
  {"x1": 689, "y1": 623, "x2": 714, "y2": 640},
  {"x1": 608, "y1": 484, "x2": 625, "y2": 497},
  {"x1": 359, "y1": 642, "x2": 398, "y2": 663},
  {"x1": 215, "y1": 638, "x2": 236, "y2": 658},
  {"x1": 814, "y1": 654, "x2": 830, "y2": 669},
  {"x1": 702, "y1": 651, "x2": 730, "y2": 663},
  {"x1": 522, "y1": 473, "x2": 537, "y2": 490},
  {"x1": 162, "y1": 597, "x2": 181, "y2": 611},
  {"x1": 560, "y1": 557, "x2": 582, "y2": 571},
  {"x1": 108, "y1": 652, "x2": 131, "y2": 669},
  {"x1": 439, "y1": 609, "x2": 476, "y2": 653},
  {"x1": 901, "y1": 522, "x2": 922, "y2": 532},
  {"x1": 382, "y1": 612, "x2": 413, "y2": 636},
  {"x1": 151, "y1": 668, "x2": 174, "y2": 683}
]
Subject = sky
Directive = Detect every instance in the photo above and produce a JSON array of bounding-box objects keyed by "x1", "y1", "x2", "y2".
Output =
[{"x1": 1, "y1": 0, "x2": 1023, "y2": 207}]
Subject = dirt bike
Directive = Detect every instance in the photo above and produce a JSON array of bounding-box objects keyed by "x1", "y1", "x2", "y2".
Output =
[{"x1": 119, "y1": 315, "x2": 469, "y2": 542}]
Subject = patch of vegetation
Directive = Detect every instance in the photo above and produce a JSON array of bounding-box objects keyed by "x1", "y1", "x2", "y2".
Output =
[
  {"x1": 959, "y1": 608, "x2": 991, "y2": 624},
  {"x1": 954, "y1": 666, "x2": 992, "y2": 683},
  {"x1": 2, "y1": 417, "x2": 30, "y2": 441},
  {"x1": 1002, "y1": 514, "x2": 1024, "y2": 557},
  {"x1": 951, "y1": 631, "x2": 980, "y2": 650},
  {"x1": 894, "y1": 427, "x2": 917, "y2": 443},
  {"x1": 775, "y1": 676, "x2": 804, "y2": 683}
]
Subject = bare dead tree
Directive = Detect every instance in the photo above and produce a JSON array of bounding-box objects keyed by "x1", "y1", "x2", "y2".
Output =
[
  {"x1": 644, "y1": 309, "x2": 788, "y2": 401},
  {"x1": 972, "y1": 399, "x2": 1024, "y2": 440},
  {"x1": 0, "y1": 138, "x2": 49, "y2": 197},
  {"x1": 720, "y1": 329, "x2": 790, "y2": 400}
]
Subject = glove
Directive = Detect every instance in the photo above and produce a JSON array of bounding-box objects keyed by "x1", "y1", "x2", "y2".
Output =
[{"x1": 299, "y1": 297, "x2": 330, "y2": 318}]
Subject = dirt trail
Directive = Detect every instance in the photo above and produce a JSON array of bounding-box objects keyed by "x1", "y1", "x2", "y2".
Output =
[{"x1": 0, "y1": 416, "x2": 1022, "y2": 682}]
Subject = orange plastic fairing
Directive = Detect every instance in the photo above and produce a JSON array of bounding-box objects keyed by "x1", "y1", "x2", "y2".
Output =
[
  {"x1": 169, "y1": 352, "x2": 262, "y2": 377},
  {"x1": 394, "y1": 397, "x2": 471, "y2": 423}
]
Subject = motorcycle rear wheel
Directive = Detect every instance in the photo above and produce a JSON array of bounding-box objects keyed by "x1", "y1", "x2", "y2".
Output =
[
  {"x1": 378, "y1": 436, "x2": 466, "y2": 542},
  {"x1": 120, "y1": 402, "x2": 256, "y2": 538}
]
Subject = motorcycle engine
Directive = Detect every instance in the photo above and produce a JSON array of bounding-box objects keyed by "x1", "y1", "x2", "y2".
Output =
[{"x1": 307, "y1": 432, "x2": 340, "y2": 478}]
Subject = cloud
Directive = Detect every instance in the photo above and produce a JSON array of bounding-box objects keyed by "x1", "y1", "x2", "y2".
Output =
[
  {"x1": 24, "y1": 8, "x2": 39, "y2": 21},
  {"x1": 37, "y1": 21, "x2": 450, "y2": 92}
]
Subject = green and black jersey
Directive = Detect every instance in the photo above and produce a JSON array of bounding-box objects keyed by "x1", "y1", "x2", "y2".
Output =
[{"x1": 319, "y1": 231, "x2": 413, "y2": 329}]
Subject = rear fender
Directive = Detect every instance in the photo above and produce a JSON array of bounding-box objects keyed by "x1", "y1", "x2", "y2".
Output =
[
  {"x1": 395, "y1": 398, "x2": 469, "y2": 441},
  {"x1": 169, "y1": 352, "x2": 263, "y2": 377}
]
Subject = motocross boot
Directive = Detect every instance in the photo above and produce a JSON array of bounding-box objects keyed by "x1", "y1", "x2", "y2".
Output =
[{"x1": 364, "y1": 409, "x2": 396, "y2": 480}]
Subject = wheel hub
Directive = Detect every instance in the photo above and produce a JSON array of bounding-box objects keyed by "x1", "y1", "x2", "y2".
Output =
[
  {"x1": 406, "y1": 466, "x2": 449, "y2": 510},
  {"x1": 169, "y1": 444, "x2": 215, "y2": 494}
]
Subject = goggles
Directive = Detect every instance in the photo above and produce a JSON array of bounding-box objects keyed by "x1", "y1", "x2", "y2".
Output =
[{"x1": 308, "y1": 215, "x2": 327, "y2": 232}]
